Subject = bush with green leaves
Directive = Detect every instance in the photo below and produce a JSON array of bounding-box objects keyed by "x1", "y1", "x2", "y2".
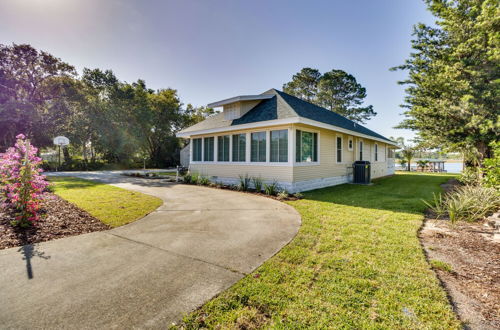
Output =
[
  {"x1": 264, "y1": 180, "x2": 280, "y2": 196},
  {"x1": 277, "y1": 190, "x2": 289, "y2": 200},
  {"x1": 251, "y1": 176, "x2": 263, "y2": 192},
  {"x1": 183, "y1": 174, "x2": 193, "y2": 184},
  {"x1": 424, "y1": 185, "x2": 500, "y2": 223},
  {"x1": 238, "y1": 174, "x2": 251, "y2": 191},
  {"x1": 458, "y1": 167, "x2": 481, "y2": 186},
  {"x1": 482, "y1": 141, "x2": 499, "y2": 189},
  {"x1": 190, "y1": 172, "x2": 200, "y2": 184},
  {"x1": 293, "y1": 192, "x2": 304, "y2": 199},
  {"x1": 198, "y1": 175, "x2": 210, "y2": 186}
]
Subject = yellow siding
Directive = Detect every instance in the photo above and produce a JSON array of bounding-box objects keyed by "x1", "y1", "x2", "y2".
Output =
[
  {"x1": 188, "y1": 123, "x2": 394, "y2": 184},
  {"x1": 293, "y1": 124, "x2": 351, "y2": 181},
  {"x1": 292, "y1": 124, "x2": 393, "y2": 182},
  {"x1": 190, "y1": 164, "x2": 292, "y2": 181},
  {"x1": 189, "y1": 124, "x2": 293, "y2": 182}
]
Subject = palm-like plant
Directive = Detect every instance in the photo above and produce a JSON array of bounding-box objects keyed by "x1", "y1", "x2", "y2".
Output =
[{"x1": 400, "y1": 146, "x2": 415, "y2": 171}]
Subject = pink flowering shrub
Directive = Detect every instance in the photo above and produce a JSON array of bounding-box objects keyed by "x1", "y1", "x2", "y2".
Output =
[{"x1": 0, "y1": 134, "x2": 49, "y2": 227}]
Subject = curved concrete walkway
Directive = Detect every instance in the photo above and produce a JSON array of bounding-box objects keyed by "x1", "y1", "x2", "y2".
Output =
[{"x1": 0, "y1": 171, "x2": 300, "y2": 329}]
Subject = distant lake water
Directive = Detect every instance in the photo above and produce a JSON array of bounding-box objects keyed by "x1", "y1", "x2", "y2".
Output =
[{"x1": 396, "y1": 162, "x2": 463, "y2": 173}]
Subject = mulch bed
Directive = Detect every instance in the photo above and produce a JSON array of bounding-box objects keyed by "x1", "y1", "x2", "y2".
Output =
[
  {"x1": 420, "y1": 180, "x2": 500, "y2": 329},
  {"x1": 0, "y1": 193, "x2": 110, "y2": 250},
  {"x1": 194, "y1": 183, "x2": 301, "y2": 202}
]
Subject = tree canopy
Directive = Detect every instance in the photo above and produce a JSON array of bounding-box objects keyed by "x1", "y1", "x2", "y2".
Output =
[
  {"x1": 283, "y1": 68, "x2": 376, "y2": 123},
  {"x1": 0, "y1": 43, "x2": 213, "y2": 168},
  {"x1": 393, "y1": 0, "x2": 499, "y2": 164}
]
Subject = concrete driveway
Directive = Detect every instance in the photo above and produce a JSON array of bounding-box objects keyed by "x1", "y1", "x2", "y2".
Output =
[{"x1": 0, "y1": 171, "x2": 301, "y2": 329}]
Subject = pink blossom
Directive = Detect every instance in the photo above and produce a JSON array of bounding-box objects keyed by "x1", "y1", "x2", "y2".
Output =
[{"x1": 0, "y1": 134, "x2": 48, "y2": 226}]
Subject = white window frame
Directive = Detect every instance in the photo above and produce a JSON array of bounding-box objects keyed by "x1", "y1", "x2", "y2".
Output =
[
  {"x1": 336, "y1": 134, "x2": 343, "y2": 164},
  {"x1": 269, "y1": 129, "x2": 289, "y2": 163},
  {"x1": 216, "y1": 135, "x2": 230, "y2": 162},
  {"x1": 294, "y1": 127, "x2": 320, "y2": 166},
  {"x1": 374, "y1": 143, "x2": 379, "y2": 162},
  {"x1": 231, "y1": 133, "x2": 246, "y2": 163},
  {"x1": 250, "y1": 130, "x2": 268, "y2": 163},
  {"x1": 191, "y1": 137, "x2": 203, "y2": 162},
  {"x1": 203, "y1": 137, "x2": 214, "y2": 162},
  {"x1": 188, "y1": 127, "x2": 293, "y2": 167}
]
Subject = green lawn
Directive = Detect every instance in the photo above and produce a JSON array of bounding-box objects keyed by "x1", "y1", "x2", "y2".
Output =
[
  {"x1": 49, "y1": 177, "x2": 163, "y2": 227},
  {"x1": 156, "y1": 171, "x2": 177, "y2": 176},
  {"x1": 179, "y1": 173, "x2": 461, "y2": 329}
]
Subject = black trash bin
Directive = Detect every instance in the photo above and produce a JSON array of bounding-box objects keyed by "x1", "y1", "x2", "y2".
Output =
[{"x1": 353, "y1": 161, "x2": 371, "y2": 184}]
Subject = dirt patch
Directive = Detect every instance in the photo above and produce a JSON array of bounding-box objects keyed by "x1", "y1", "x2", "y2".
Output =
[
  {"x1": 0, "y1": 193, "x2": 110, "y2": 250},
  {"x1": 420, "y1": 180, "x2": 500, "y2": 329}
]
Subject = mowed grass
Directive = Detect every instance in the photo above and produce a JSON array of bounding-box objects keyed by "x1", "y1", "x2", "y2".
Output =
[
  {"x1": 179, "y1": 173, "x2": 461, "y2": 329},
  {"x1": 49, "y1": 177, "x2": 163, "y2": 227}
]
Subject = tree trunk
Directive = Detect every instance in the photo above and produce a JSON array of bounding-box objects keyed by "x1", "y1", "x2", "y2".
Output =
[{"x1": 476, "y1": 141, "x2": 491, "y2": 166}]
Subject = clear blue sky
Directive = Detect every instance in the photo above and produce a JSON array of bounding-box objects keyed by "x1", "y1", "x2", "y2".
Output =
[{"x1": 0, "y1": 0, "x2": 435, "y2": 141}]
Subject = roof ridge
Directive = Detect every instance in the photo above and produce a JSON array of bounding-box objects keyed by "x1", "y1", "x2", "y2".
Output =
[{"x1": 271, "y1": 89, "x2": 301, "y2": 118}]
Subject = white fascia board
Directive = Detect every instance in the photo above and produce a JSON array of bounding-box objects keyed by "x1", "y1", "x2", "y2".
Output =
[
  {"x1": 207, "y1": 94, "x2": 274, "y2": 108},
  {"x1": 177, "y1": 116, "x2": 397, "y2": 146},
  {"x1": 297, "y1": 118, "x2": 399, "y2": 146}
]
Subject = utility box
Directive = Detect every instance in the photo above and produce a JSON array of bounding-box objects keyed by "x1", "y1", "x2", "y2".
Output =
[{"x1": 353, "y1": 161, "x2": 371, "y2": 184}]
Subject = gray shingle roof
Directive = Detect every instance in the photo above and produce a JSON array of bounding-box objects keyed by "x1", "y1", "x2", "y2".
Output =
[{"x1": 179, "y1": 89, "x2": 393, "y2": 143}]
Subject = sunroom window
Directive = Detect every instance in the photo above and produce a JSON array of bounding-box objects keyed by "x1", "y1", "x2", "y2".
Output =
[
  {"x1": 251, "y1": 132, "x2": 266, "y2": 162},
  {"x1": 217, "y1": 135, "x2": 230, "y2": 161},
  {"x1": 296, "y1": 130, "x2": 318, "y2": 163},
  {"x1": 270, "y1": 129, "x2": 288, "y2": 162},
  {"x1": 203, "y1": 137, "x2": 214, "y2": 161},
  {"x1": 232, "y1": 134, "x2": 246, "y2": 162},
  {"x1": 192, "y1": 138, "x2": 202, "y2": 161}
]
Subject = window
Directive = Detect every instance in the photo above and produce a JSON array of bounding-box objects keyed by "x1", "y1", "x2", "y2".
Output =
[
  {"x1": 203, "y1": 137, "x2": 214, "y2": 161},
  {"x1": 217, "y1": 135, "x2": 230, "y2": 161},
  {"x1": 348, "y1": 139, "x2": 353, "y2": 151},
  {"x1": 336, "y1": 136, "x2": 342, "y2": 163},
  {"x1": 232, "y1": 134, "x2": 246, "y2": 162},
  {"x1": 388, "y1": 148, "x2": 395, "y2": 158},
  {"x1": 374, "y1": 143, "x2": 378, "y2": 161},
  {"x1": 251, "y1": 132, "x2": 266, "y2": 162},
  {"x1": 359, "y1": 141, "x2": 363, "y2": 160},
  {"x1": 296, "y1": 130, "x2": 318, "y2": 163},
  {"x1": 192, "y1": 138, "x2": 202, "y2": 161},
  {"x1": 270, "y1": 129, "x2": 288, "y2": 162}
]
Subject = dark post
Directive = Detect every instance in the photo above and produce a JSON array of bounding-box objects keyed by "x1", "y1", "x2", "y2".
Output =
[{"x1": 58, "y1": 144, "x2": 61, "y2": 170}]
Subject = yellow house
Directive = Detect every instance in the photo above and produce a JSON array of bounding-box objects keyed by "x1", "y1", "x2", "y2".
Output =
[{"x1": 177, "y1": 89, "x2": 397, "y2": 192}]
